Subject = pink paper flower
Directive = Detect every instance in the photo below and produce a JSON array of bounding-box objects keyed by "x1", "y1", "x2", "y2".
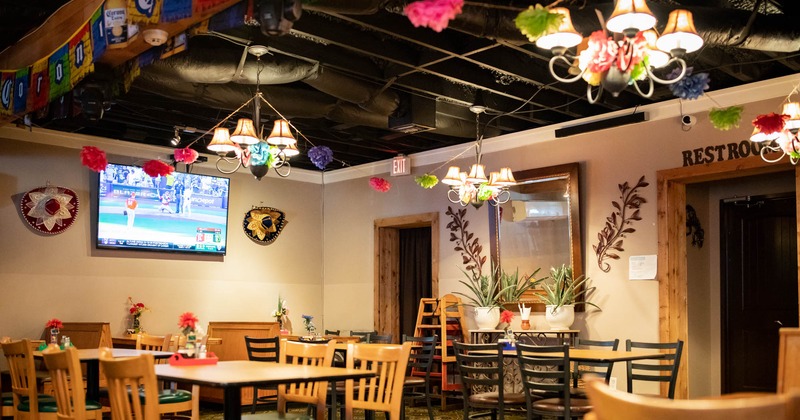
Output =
[
  {"x1": 80, "y1": 146, "x2": 108, "y2": 172},
  {"x1": 500, "y1": 310, "x2": 514, "y2": 324},
  {"x1": 405, "y1": 0, "x2": 464, "y2": 32},
  {"x1": 45, "y1": 318, "x2": 63, "y2": 329},
  {"x1": 174, "y1": 147, "x2": 199, "y2": 164},
  {"x1": 369, "y1": 177, "x2": 391, "y2": 192},
  {"x1": 752, "y1": 113, "x2": 789, "y2": 135},
  {"x1": 142, "y1": 160, "x2": 174, "y2": 177},
  {"x1": 178, "y1": 312, "x2": 198, "y2": 333}
]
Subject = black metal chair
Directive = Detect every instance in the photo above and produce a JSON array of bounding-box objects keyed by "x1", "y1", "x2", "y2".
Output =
[
  {"x1": 516, "y1": 342, "x2": 592, "y2": 419},
  {"x1": 370, "y1": 334, "x2": 393, "y2": 344},
  {"x1": 625, "y1": 339, "x2": 684, "y2": 399},
  {"x1": 454, "y1": 341, "x2": 525, "y2": 420},
  {"x1": 244, "y1": 335, "x2": 280, "y2": 413},
  {"x1": 324, "y1": 329, "x2": 340, "y2": 336},
  {"x1": 572, "y1": 338, "x2": 619, "y2": 396},
  {"x1": 401, "y1": 335, "x2": 437, "y2": 420},
  {"x1": 350, "y1": 330, "x2": 376, "y2": 343}
]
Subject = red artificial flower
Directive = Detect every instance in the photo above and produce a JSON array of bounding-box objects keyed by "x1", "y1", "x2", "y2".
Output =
[
  {"x1": 45, "y1": 318, "x2": 63, "y2": 329},
  {"x1": 500, "y1": 310, "x2": 514, "y2": 324},
  {"x1": 405, "y1": 0, "x2": 464, "y2": 32},
  {"x1": 178, "y1": 312, "x2": 198, "y2": 330},
  {"x1": 174, "y1": 147, "x2": 199, "y2": 164},
  {"x1": 369, "y1": 177, "x2": 391, "y2": 192},
  {"x1": 80, "y1": 146, "x2": 108, "y2": 172},
  {"x1": 584, "y1": 30, "x2": 618, "y2": 74},
  {"x1": 142, "y1": 160, "x2": 174, "y2": 177},
  {"x1": 752, "y1": 113, "x2": 789, "y2": 135}
]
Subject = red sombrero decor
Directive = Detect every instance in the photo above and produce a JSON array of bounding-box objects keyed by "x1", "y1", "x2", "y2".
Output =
[{"x1": 19, "y1": 185, "x2": 79, "y2": 234}]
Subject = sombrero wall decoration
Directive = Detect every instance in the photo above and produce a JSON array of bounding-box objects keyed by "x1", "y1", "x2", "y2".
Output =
[
  {"x1": 243, "y1": 206, "x2": 288, "y2": 245},
  {"x1": 19, "y1": 184, "x2": 79, "y2": 235}
]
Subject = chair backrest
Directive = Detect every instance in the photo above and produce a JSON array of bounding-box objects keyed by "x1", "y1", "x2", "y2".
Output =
[
  {"x1": 516, "y1": 342, "x2": 573, "y2": 418},
  {"x1": 586, "y1": 377, "x2": 799, "y2": 420},
  {"x1": 43, "y1": 322, "x2": 112, "y2": 349},
  {"x1": 575, "y1": 337, "x2": 620, "y2": 386},
  {"x1": 402, "y1": 335, "x2": 437, "y2": 376},
  {"x1": 626, "y1": 339, "x2": 684, "y2": 399},
  {"x1": 135, "y1": 334, "x2": 172, "y2": 352},
  {"x1": 350, "y1": 331, "x2": 376, "y2": 343},
  {"x1": 99, "y1": 347, "x2": 160, "y2": 420},
  {"x1": 277, "y1": 340, "x2": 336, "y2": 418},
  {"x1": 1, "y1": 339, "x2": 41, "y2": 417},
  {"x1": 370, "y1": 334, "x2": 393, "y2": 344},
  {"x1": 453, "y1": 341, "x2": 507, "y2": 412},
  {"x1": 244, "y1": 335, "x2": 280, "y2": 363},
  {"x1": 344, "y1": 342, "x2": 412, "y2": 419},
  {"x1": 324, "y1": 329, "x2": 340, "y2": 336},
  {"x1": 778, "y1": 328, "x2": 800, "y2": 394},
  {"x1": 43, "y1": 346, "x2": 90, "y2": 420}
]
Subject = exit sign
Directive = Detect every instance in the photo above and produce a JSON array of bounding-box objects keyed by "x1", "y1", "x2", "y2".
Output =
[{"x1": 391, "y1": 155, "x2": 410, "y2": 176}]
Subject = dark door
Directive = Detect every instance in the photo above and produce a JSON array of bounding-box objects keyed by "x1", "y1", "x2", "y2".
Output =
[
  {"x1": 398, "y1": 227, "x2": 432, "y2": 339},
  {"x1": 721, "y1": 193, "x2": 799, "y2": 393}
]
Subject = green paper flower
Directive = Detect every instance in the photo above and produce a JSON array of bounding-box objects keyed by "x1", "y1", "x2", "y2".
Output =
[
  {"x1": 515, "y1": 4, "x2": 564, "y2": 43},
  {"x1": 477, "y1": 183, "x2": 494, "y2": 201},
  {"x1": 415, "y1": 174, "x2": 439, "y2": 189},
  {"x1": 708, "y1": 106, "x2": 744, "y2": 131}
]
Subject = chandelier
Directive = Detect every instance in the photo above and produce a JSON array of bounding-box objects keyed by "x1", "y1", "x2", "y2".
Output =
[
  {"x1": 749, "y1": 100, "x2": 800, "y2": 165},
  {"x1": 205, "y1": 45, "x2": 299, "y2": 180},
  {"x1": 441, "y1": 107, "x2": 515, "y2": 208},
  {"x1": 537, "y1": 1, "x2": 703, "y2": 104}
]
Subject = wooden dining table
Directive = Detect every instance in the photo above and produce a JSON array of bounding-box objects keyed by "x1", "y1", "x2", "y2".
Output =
[
  {"x1": 155, "y1": 360, "x2": 374, "y2": 420},
  {"x1": 473, "y1": 348, "x2": 668, "y2": 362}
]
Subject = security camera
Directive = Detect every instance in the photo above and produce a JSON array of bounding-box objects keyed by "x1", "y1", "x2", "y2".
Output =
[{"x1": 681, "y1": 114, "x2": 697, "y2": 127}]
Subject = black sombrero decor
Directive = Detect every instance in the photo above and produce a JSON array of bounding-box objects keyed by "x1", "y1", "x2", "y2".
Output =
[
  {"x1": 243, "y1": 206, "x2": 288, "y2": 245},
  {"x1": 20, "y1": 184, "x2": 79, "y2": 234}
]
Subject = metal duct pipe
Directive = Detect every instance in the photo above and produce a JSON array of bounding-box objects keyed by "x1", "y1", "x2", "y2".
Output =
[
  {"x1": 301, "y1": 0, "x2": 389, "y2": 15},
  {"x1": 303, "y1": 67, "x2": 399, "y2": 115}
]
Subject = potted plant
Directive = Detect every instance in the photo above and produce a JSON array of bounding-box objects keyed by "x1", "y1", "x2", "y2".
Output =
[
  {"x1": 541, "y1": 264, "x2": 599, "y2": 330},
  {"x1": 454, "y1": 269, "x2": 515, "y2": 330},
  {"x1": 499, "y1": 267, "x2": 545, "y2": 303}
]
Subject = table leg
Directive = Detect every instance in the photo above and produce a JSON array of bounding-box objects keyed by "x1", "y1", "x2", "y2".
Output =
[
  {"x1": 222, "y1": 387, "x2": 242, "y2": 420},
  {"x1": 85, "y1": 360, "x2": 100, "y2": 402},
  {"x1": 330, "y1": 383, "x2": 340, "y2": 420}
]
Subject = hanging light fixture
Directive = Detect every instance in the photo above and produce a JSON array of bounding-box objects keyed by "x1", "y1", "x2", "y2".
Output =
[
  {"x1": 441, "y1": 107, "x2": 515, "y2": 208},
  {"x1": 749, "y1": 96, "x2": 800, "y2": 165},
  {"x1": 538, "y1": 2, "x2": 704, "y2": 104},
  {"x1": 206, "y1": 45, "x2": 299, "y2": 180}
]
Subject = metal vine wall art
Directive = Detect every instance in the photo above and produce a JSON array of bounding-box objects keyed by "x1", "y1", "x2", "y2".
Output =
[
  {"x1": 686, "y1": 205, "x2": 705, "y2": 248},
  {"x1": 593, "y1": 176, "x2": 649, "y2": 273},
  {"x1": 446, "y1": 206, "x2": 486, "y2": 281}
]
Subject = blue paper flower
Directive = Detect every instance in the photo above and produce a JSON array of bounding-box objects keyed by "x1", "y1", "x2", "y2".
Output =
[
  {"x1": 667, "y1": 67, "x2": 710, "y2": 100},
  {"x1": 308, "y1": 145, "x2": 334, "y2": 170},
  {"x1": 248, "y1": 142, "x2": 273, "y2": 167}
]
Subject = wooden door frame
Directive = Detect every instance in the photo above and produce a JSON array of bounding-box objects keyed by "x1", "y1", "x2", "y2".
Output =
[
  {"x1": 374, "y1": 212, "x2": 439, "y2": 339},
  {"x1": 657, "y1": 155, "x2": 799, "y2": 399}
]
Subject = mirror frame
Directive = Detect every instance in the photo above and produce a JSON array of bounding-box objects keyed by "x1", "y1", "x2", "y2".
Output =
[{"x1": 488, "y1": 162, "x2": 583, "y2": 312}]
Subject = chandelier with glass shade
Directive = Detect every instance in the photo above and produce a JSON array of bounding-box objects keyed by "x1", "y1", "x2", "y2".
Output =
[
  {"x1": 537, "y1": 0, "x2": 704, "y2": 103},
  {"x1": 749, "y1": 100, "x2": 800, "y2": 165},
  {"x1": 205, "y1": 45, "x2": 299, "y2": 180},
  {"x1": 441, "y1": 107, "x2": 516, "y2": 208}
]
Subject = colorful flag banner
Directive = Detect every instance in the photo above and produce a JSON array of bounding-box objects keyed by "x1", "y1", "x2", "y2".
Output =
[
  {"x1": 13, "y1": 68, "x2": 30, "y2": 115},
  {"x1": 0, "y1": 72, "x2": 14, "y2": 115},
  {"x1": 49, "y1": 45, "x2": 71, "y2": 100},
  {"x1": 70, "y1": 23, "x2": 94, "y2": 87},
  {"x1": 90, "y1": 5, "x2": 107, "y2": 62},
  {"x1": 161, "y1": 0, "x2": 192, "y2": 22},
  {"x1": 29, "y1": 57, "x2": 50, "y2": 111},
  {"x1": 128, "y1": 0, "x2": 162, "y2": 24},
  {"x1": 194, "y1": 0, "x2": 228, "y2": 13}
]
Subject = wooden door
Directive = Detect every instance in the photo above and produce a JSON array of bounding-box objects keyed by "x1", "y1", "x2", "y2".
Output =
[{"x1": 721, "y1": 193, "x2": 799, "y2": 393}]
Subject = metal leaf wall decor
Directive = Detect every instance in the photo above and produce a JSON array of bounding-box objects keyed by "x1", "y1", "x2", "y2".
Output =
[
  {"x1": 446, "y1": 206, "x2": 486, "y2": 282},
  {"x1": 593, "y1": 176, "x2": 649, "y2": 273},
  {"x1": 686, "y1": 205, "x2": 704, "y2": 248}
]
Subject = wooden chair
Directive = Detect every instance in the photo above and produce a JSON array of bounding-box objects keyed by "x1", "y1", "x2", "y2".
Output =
[
  {"x1": 244, "y1": 335, "x2": 280, "y2": 414},
  {"x1": 516, "y1": 342, "x2": 591, "y2": 419},
  {"x1": 1, "y1": 339, "x2": 58, "y2": 419},
  {"x1": 453, "y1": 341, "x2": 525, "y2": 420},
  {"x1": 572, "y1": 338, "x2": 619, "y2": 395},
  {"x1": 1, "y1": 337, "x2": 14, "y2": 418},
  {"x1": 42, "y1": 347, "x2": 103, "y2": 420},
  {"x1": 626, "y1": 339, "x2": 684, "y2": 399},
  {"x1": 777, "y1": 328, "x2": 800, "y2": 394},
  {"x1": 401, "y1": 335, "x2": 437, "y2": 420},
  {"x1": 271, "y1": 340, "x2": 336, "y2": 420},
  {"x1": 99, "y1": 348, "x2": 160, "y2": 420},
  {"x1": 344, "y1": 342, "x2": 412, "y2": 420},
  {"x1": 349, "y1": 331, "x2": 375, "y2": 343},
  {"x1": 134, "y1": 334, "x2": 172, "y2": 352},
  {"x1": 585, "y1": 377, "x2": 800, "y2": 420}
]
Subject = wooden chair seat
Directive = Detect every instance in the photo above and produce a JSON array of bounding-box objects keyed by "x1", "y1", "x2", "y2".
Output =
[
  {"x1": 469, "y1": 391, "x2": 526, "y2": 405},
  {"x1": 16, "y1": 398, "x2": 59, "y2": 413},
  {"x1": 144, "y1": 389, "x2": 193, "y2": 404},
  {"x1": 242, "y1": 412, "x2": 312, "y2": 420},
  {"x1": 532, "y1": 397, "x2": 593, "y2": 414}
]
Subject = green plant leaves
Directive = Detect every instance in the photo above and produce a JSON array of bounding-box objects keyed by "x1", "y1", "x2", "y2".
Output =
[
  {"x1": 415, "y1": 173, "x2": 439, "y2": 189},
  {"x1": 709, "y1": 106, "x2": 744, "y2": 131},
  {"x1": 514, "y1": 4, "x2": 564, "y2": 43}
]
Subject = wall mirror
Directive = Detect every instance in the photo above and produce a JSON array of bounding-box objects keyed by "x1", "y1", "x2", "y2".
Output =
[{"x1": 489, "y1": 162, "x2": 583, "y2": 312}]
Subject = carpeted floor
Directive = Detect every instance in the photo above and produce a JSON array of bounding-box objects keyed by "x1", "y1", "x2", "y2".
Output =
[{"x1": 198, "y1": 403, "x2": 529, "y2": 419}]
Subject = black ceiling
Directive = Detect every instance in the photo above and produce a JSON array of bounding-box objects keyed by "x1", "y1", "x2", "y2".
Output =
[{"x1": 3, "y1": 1, "x2": 800, "y2": 171}]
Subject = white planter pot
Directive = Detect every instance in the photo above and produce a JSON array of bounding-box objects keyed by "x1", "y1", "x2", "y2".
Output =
[
  {"x1": 545, "y1": 304, "x2": 575, "y2": 330},
  {"x1": 474, "y1": 307, "x2": 500, "y2": 330}
]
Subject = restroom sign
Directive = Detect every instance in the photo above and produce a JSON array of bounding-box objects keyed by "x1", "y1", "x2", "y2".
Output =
[{"x1": 391, "y1": 154, "x2": 410, "y2": 176}]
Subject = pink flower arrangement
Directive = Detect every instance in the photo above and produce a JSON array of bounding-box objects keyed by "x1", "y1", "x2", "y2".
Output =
[
  {"x1": 500, "y1": 310, "x2": 514, "y2": 324},
  {"x1": 174, "y1": 147, "x2": 199, "y2": 164},
  {"x1": 142, "y1": 160, "x2": 174, "y2": 177},
  {"x1": 578, "y1": 30, "x2": 647, "y2": 86},
  {"x1": 178, "y1": 312, "x2": 199, "y2": 334},
  {"x1": 45, "y1": 318, "x2": 63, "y2": 330},
  {"x1": 127, "y1": 297, "x2": 148, "y2": 316},
  {"x1": 405, "y1": 0, "x2": 464, "y2": 32},
  {"x1": 80, "y1": 146, "x2": 108, "y2": 172},
  {"x1": 369, "y1": 177, "x2": 391, "y2": 192}
]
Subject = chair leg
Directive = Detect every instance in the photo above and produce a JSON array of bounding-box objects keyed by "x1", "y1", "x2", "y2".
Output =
[
  {"x1": 251, "y1": 387, "x2": 257, "y2": 414},
  {"x1": 424, "y1": 385, "x2": 433, "y2": 420}
]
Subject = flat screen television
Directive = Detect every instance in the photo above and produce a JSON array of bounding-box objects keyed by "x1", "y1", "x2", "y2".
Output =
[{"x1": 96, "y1": 163, "x2": 230, "y2": 255}]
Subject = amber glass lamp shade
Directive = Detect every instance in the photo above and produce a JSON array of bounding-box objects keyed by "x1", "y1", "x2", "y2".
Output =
[
  {"x1": 535, "y1": 7, "x2": 583, "y2": 50},
  {"x1": 494, "y1": 167, "x2": 517, "y2": 186},
  {"x1": 606, "y1": 0, "x2": 656, "y2": 34},
  {"x1": 641, "y1": 30, "x2": 670, "y2": 68},
  {"x1": 230, "y1": 118, "x2": 260, "y2": 145},
  {"x1": 442, "y1": 166, "x2": 464, "y2": 186},
  {"x1": 207, "y1": 127, "x2": 238, "y2": 154},
  {"x1": 266, "y1": 119, "x2": 297, "y2": 148},
  {"x1": 466, "y1": 164, "x2": 488, "y2": 184},
  {"x1": 656, "y1": 9, "x2": 703, "y2": 54},
  {"x1": 749, "y1": 126, "x2": 778, "y2": 143},
  {"x1": 282, "y1": 142, "x2": 300, "y2": 157},
  {"x1": 782, "y1": 102, "x2": 800, "y2": 131}
]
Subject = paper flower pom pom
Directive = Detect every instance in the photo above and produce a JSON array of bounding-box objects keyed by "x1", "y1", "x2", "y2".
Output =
[
  {"x1": 708, "y1": 106, "x2": 744, "y2": 131},
  {"x1": 667, "y1": 67, "x2": 709, "y2": 100},
  {"x1": 514, "y1": 4, "x2": 564, "y2": 42},
  {"x1": 308, "y1": 145, "x2": 334, "y2": 170},
  {"x1": 405, "y1": 0, "x2": 464, "y2": 32},
  {"x1": 142, "y1": 160, "x2": 174, "y2": 177},
  {"x1": 80, "y1": 146, "x2": 108, "y2": 172},
  {"x1": 369, "y1": 177, "x2": 391, "y2": 192},
  {"x1": 415, "y1": 174, "x2": 439, "y2": 189},
  {"x1": 500, "y1": 310, "x2": 514, "y2": 324},
  {"x1": 752, "y1": 112, "x2": 789, "y2": 135},
  {"x1": 173, "y1": 147, "x2": 199, "y2": 164}
]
